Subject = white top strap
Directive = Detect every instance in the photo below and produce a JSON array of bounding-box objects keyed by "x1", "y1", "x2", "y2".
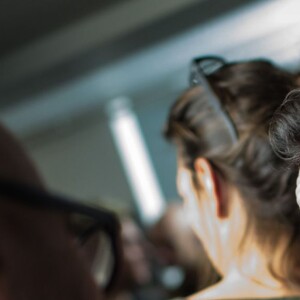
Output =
[{"x1": 296, "y1": 169, "x2": 300, "y2": 209}]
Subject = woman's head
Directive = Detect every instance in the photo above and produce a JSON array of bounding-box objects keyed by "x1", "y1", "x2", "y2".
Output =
[{"x1": 165, "y1": 57, "x2": 300, "y2": 285}]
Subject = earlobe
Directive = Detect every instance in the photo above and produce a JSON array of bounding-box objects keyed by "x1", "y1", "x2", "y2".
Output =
[{"x1": 194, "y1": 158, "x2": 226, "y2": 218}]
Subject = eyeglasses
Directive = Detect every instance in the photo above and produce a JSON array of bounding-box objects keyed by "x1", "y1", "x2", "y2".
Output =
[
  {"x1": 0, "y1": 180, "x2": 121, "y2": 292},
  {"x1": 190, "y1": 55, "x2": 238, "y2": 142}
]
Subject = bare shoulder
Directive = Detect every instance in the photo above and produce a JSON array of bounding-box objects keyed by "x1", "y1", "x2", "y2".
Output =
[
  {"x1": 185, "y1": 281, "x2": 300, "y2": 300},
  {"x1": 186, "y1": 289, "x2": 222, "y2": 300},
  {"x1": 185, "y1": 282, "x2": 227, "y2": 300}
]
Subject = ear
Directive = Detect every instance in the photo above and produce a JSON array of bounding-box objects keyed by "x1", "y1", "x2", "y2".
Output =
[{"x1": 194, "y1": 158, "x2": 227, "y2": 218}]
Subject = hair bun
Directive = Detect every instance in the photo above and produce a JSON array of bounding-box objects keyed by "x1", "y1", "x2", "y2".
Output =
[{"x1": 269, "y1": 88, "x2": 300, "y2": 166}]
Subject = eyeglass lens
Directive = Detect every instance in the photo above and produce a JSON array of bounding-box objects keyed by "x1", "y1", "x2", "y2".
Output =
[
  {"x1": 68, "y1": 213, "x2": 115, "y2": 290},
  {"x1": 82, "y1": 230, "x2": 114, "y2": 288}
]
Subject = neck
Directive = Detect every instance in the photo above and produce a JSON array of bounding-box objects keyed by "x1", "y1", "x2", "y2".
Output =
[
  {"x1": 189, "y1": 254, "x2": 299, "y2": 300},
  {"x1": 225, "y1": 258, "x2": 283, "y2": 292},
  {"x1": 213, "y1": 196, "x2": 298, "y2": 297},
  {"x1": 218, "y1": 188, "x2": 294, "y2": 289},
  {"x1": 218, "y1": 241, "x2": 298, "y2": 298}
]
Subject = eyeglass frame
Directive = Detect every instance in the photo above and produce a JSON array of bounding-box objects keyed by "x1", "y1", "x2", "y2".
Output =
[
  {"x1": 189, "y1": 55, "x2": 239, "y2": 142},
  {"x1": 0, "y1": 179, "x2": 122, "y2": 292}
]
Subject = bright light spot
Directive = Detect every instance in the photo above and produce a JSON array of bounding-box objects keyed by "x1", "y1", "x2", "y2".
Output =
[{"x1": 107, "y1": 98, "x2": 166, "y2": 225}]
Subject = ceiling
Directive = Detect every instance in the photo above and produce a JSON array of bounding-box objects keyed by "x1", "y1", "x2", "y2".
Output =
[
  {"x1": 0, "y1": 0, "x2": 258, "y2": 107},
  {"x1": 2, "y1": 0, "x2": 300, "y2": 138},
  {"x1": 0, "y1": 0, "x2": 121, "y2": 57}
]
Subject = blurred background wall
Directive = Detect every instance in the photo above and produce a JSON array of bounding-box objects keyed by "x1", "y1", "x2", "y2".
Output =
[{"x1": 0, "y1": 0, "x2": 300, "y2": 223}]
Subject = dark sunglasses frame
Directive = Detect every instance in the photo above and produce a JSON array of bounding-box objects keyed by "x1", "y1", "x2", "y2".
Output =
[
  {"x1": 190, "y1": 55, "x2": 238, "y2": 142},
  {"x1": 0, "y1": 180, "x2": 121, "y2": 292}
]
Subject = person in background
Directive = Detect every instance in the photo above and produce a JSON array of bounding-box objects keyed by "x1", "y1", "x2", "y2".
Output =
[
  {"x1": 149, "y1": 203, "x2": 219, "y2": 298},
  {"x1": 97, "y1": 202, "x2": 166, "y2": 300},
  {"x1": 269, "y1": 88, "x2": 300, "y2": 209},
  {"x1": 0, "y1": 123, "x2": 122, "y2": 300},
  {"x1": 164, "y1": 56, "x2": 300, "y2": 299},
  {"x1": 108, "y1": 216, "x2": 154, "y2": 300},
  {"x1": 121, "y1": 217, "x2": 153, "y2": 288}
]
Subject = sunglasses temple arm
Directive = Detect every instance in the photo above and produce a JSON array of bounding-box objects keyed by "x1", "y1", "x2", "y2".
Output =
[{"x1": 195, "y1": 66, "x2": 238, "y2": 142}]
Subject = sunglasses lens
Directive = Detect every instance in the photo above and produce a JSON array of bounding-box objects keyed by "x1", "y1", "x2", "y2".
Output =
[
  {"x1": 198, "y1": 58, "x2": 223, "y2": 75},
  {"x1": 190, "y1": 58, "x2": 221, "y2": 86}
]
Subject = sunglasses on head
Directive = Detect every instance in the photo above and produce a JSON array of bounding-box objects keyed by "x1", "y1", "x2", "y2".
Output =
[{"x1": 189, "y1": 55, "x2": 238, "y2": 142}]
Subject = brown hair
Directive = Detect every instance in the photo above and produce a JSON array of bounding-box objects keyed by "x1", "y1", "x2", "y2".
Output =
[
  {"x1": 269, "y1": 88, "x2": 300, "y2": 167},
  {"x1": 165, "y1": 59, "x2": 300, "y2": 286}
]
